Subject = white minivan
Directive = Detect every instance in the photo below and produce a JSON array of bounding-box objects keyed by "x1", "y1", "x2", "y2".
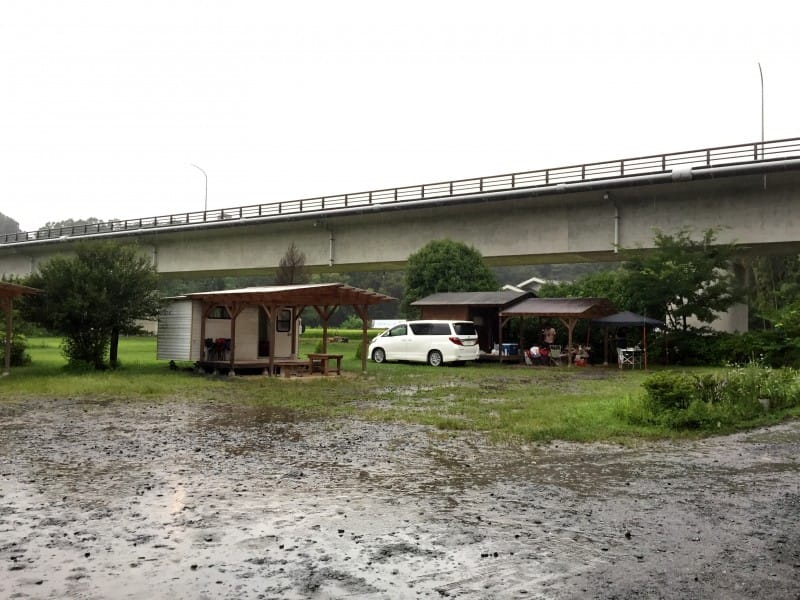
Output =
[{"x1": 369, "y1": 320, "x2": 480, "y2": 366}]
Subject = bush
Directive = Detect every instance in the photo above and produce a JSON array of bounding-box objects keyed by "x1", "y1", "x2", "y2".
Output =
[
  {"x1": 339, "y1": 314, "x2": 364, "y2": 330},
  {"x1": 628, "y1": 363, "x2": 800, "y2": 431},
  {"x1": 716, "y1": 329, "x2": 800, "y2": 368},
  {"x1": 648, "y1": 328, "x2": 725, "y2": 366},
  {"x1": 0, "y1": 334, "x2": 32, "y2": 367},
  {"x1": 642, "y1": 371, "x2": 697, "y2": 410}
]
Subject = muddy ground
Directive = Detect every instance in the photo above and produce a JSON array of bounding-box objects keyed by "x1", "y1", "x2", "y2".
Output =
[{"x1": 1, "y1": 397, "x2": 798, "y2": 599}]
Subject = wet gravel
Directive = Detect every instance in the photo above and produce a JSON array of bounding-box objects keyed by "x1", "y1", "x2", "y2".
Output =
[{"x1": 1, "y1": 397, "x2": 798, "y2": 599}]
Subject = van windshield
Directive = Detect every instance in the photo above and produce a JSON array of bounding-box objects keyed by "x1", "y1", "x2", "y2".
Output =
[{"x1": 453, "y1": 322, "x2": 477, "y2": 336}]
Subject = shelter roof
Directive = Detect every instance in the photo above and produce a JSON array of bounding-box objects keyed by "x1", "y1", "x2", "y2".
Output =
[
  {"x1": 182, "y1": 283, "x2": 394, "y2": 307},
  {"x1": 412, "y1": 290, "x2": 532, "y2": 307},
  {"x1": 0, "y1": 281, "x2": 41, "y2": 299},
  {"x1": 591, "y1": 311, "x2": 665, "y2": 327},
  {"x1": 499, "y1": 297, "x2": 616, "y2": 319}
]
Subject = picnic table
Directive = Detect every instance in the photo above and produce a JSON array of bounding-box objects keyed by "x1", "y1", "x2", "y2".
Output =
[{"x1": 307, "y1": 353, "x2": 344, "y2": 375}]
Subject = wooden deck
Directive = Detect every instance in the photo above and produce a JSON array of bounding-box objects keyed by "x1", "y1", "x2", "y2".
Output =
[
  {"x1": 197, "y1": 355, "x2": 344, "y2": 377},
  {"x1": 197, "y1": 358, "x2": 311, "y2": 377}
]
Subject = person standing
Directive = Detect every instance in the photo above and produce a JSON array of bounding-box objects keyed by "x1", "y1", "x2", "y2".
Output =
[{"x1": 543, "y1": 324, "x2": 556, "y2": 346}]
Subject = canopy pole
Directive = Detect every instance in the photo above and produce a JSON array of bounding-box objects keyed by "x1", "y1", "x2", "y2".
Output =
[{"x1": 643, "y1": 323, "x2": 648, "y2": 369}]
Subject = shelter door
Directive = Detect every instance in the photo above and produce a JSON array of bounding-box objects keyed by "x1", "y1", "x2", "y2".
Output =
[
  {"x1": 273, "y1": 308, "x2": 294, "y2": 358},
  {"x1": 258, "y1": 308, "x2": 269, "y2": 357}
]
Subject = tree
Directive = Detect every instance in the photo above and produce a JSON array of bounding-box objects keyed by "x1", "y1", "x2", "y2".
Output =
[
  {"x1": 538, "y1": 267, "x2": 631, "y2": 310},
  {"x1": 274, "y1": 242, "x2": 310, "y2": 285},
  {"x1": 402, "y1": 239, "x2": 497, "y2": 316},
  {"x1": 622, "y1": 227, "x2": 743, "y2": 331},
  {"x1": 40, "y1": 217, "x2": 103, "y2": 231},
  {"x1": 0, "y1": 212, "x2": 20, "y2": 235},
  {"x1": 21, "y1": 241, "x2": 160, "y2": 369},
  {"x1": 745, "y1": 253, "x2": 800, "y2": 329}
]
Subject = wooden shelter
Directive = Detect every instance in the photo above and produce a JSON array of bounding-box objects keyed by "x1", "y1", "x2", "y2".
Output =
[
  {"x1": 0, "y1": 282, "x2": 40, "y2": 375},
  {"x1": 157, "y1": 283, "x2": 394, "y2": 376},
  {"x1": 411, "y1": 290, "x2": 533, "y2": 352},
  {"x1": 499, "y1": 297, "x2": 616, "y2": 366}
]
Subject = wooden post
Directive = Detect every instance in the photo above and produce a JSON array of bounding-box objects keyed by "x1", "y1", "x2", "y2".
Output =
[
  {"x1": 228, "y1": 302, "x2": 242, "y2": 374},
  {"x1": 314, "y1": 305, "x2": 337, "y2": 354},
  {"x1": 3, "y1": 297, "x2": 12, "y2": 375},
  {"x1": 353, "y1": 304, "x2": 370, "y2": 374},
  {"x1": 199, "y1": 301, "x2": 210, "y2": 363},
  {"x1": 558, "y1": 317, "x2": 577, "y2": 366},
  {"x1": 268, "y1": 304, "x2": 276, "y2": 376}
]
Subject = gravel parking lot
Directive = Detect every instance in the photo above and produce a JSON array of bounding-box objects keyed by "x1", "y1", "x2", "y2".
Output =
[{"x1": 2, "y1": 397, "x2": 798, "y2": 599}]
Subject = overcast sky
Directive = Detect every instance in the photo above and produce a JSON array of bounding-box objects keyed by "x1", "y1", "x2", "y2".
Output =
[{"x1": 1, "y1": 1, "x2": 798, "y2": 232}]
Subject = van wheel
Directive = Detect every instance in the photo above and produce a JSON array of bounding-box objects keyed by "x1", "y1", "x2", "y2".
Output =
[
  {"x1": 372, "y1": 348, "x2": 386, "y2": 364},
  {"x1": 427, "y1": 350, "x2": 443, "y2": 367}
]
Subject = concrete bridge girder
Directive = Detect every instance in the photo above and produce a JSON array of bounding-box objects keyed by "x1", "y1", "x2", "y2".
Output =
[{"x1": 1, "y1": 170, "x2": 799, "y2": 280}]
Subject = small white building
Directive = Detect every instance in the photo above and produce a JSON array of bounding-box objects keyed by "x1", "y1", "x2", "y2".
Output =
[
  {"x1": 157, "y1": 283, "x2": 393, "y2": 375},
  {"x1": 157, "y1": 299, "x2": 298, "y2": 363}
]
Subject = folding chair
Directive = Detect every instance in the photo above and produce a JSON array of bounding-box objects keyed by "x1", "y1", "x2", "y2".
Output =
[
  {"x1": 549, "y1": 345, "x2": 563, "y2": 366},
  {"x1": 617, "y1": 347, "x2": 635, "y2": 369}
]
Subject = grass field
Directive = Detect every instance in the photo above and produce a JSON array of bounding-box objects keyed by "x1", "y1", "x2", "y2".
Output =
[{"x1": 2, "y1": 335, "x2": 798, "y2": 443}]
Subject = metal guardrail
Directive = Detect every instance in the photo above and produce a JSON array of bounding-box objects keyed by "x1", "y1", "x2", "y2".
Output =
[{"x1": 3, "y1": 137, "x2": 800, "y2": 246}]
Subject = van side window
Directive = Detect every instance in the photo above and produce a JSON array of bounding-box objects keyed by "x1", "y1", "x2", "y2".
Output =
[
  {"x1": 409, "y1": 323, "x2": 432, "y2": 335},
  {"x1": 388, "y1": 324, "x2": 407, "y2": 337},
  {"x1": 430, "y1": 323, "x2": 451, "y2": 335}
]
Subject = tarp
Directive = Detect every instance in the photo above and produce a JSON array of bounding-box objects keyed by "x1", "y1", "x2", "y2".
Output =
[
  {"x1": 591, "y1": 311, "x2": 664, "y2": 327},
  {"x1": 591, "y1": 311, "x2": 664, "y2": 369}
]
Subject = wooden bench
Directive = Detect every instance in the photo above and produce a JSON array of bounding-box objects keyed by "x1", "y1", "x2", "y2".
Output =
[
  {"x1": 270, "y1": 358, "x2": 312, "y2": 377},
  {"x1": 307, "y1": 353, "x2": 344, "y2": 375}
]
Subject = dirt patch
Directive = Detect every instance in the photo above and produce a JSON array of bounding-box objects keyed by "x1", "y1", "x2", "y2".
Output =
[{"x1": 1, "y1": 397, "x2": 798, "y2": 599}]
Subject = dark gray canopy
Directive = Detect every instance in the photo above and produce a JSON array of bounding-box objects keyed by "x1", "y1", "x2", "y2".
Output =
[
  {"x1": 592, "y1": 311, "x2": 664, "y2": 328},
  {"x1": 592, "y1": 311, "x2": 664, "y2": 368}
]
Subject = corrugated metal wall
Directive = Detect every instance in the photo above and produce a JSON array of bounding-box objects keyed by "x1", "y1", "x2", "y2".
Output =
[{"x1": 156, "y1": 300, "x2": 197, "y2": 361}]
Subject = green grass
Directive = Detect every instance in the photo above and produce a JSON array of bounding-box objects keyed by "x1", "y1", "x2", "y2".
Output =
[{"x1": 3, "y1": 336, "x2": 799, "y2": 443}]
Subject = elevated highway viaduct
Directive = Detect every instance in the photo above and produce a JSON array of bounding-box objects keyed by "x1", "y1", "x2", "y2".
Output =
[{"x1": 2, "y1": 138, "x2": 800, "y2": 284}]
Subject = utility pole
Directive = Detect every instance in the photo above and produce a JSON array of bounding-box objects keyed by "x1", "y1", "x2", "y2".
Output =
[
  {"x1": 758, "y1": 63, "x2": 766, "y2": 190},
  {"x1": 191, "y1": 163, "x2": 208, "y2": 212}
]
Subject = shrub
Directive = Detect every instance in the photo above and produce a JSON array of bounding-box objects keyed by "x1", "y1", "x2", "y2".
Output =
[
  {"x1": 632, "y1": 363, "x2": 800, "y2": 431},
  {"x1": 642, "y1": 371, "x2": 697, "y2": 410},
  {"x1": 339, "y1": 314, "x2": 364, "y2": 330},
  {"x1": 0, "y1": 334, "x2": 32, "y2": 367},
  {"x1": 654, "y1": 328, "x2": 725, "y2": 366},
  {"x1": 716, "y1": 329, "x2": 800, "y2": 368},
  {"x1": 720, "y1": 362, "x2": 799, "y2": 413}
]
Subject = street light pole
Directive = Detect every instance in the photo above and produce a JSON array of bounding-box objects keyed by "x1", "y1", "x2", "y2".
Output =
[
  {"x1": 758, "y1": 63, "x2": 766, "y2": 190},
  {"x1": 191, "y1": 163, "x2": 208, "y2": 212},
  {"x1": 758, "y1": 62, "x2": 764, "y2": 157}
]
